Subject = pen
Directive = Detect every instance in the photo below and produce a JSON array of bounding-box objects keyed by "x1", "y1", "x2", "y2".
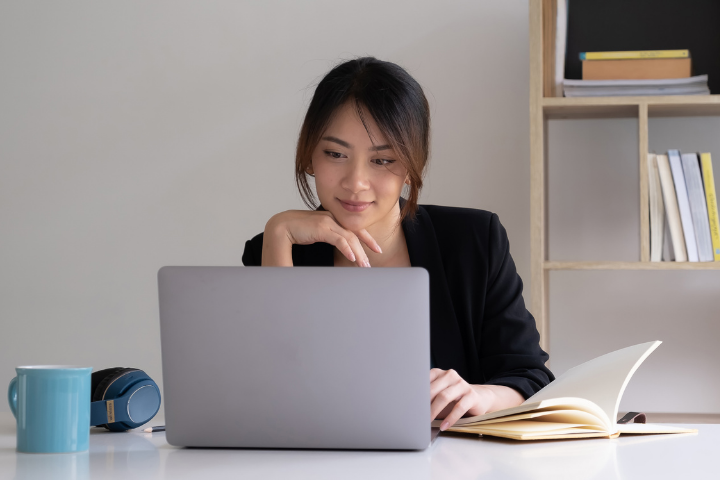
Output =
[{"x1": 143, "y1": 425, "x2": 165, "y2": 433}]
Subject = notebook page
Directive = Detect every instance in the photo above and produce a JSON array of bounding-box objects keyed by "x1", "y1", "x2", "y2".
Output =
[{"x1": 524, "y1": 341, "x2": 661, "y2": 435}]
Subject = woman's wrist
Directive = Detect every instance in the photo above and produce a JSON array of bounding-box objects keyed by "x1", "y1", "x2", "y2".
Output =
[
  {"x1": 261, "y1": 216, "x2": 293, "y2": 266},
  {"x1": 470, "y1": 384, "x2": 524, "y2": 415}
]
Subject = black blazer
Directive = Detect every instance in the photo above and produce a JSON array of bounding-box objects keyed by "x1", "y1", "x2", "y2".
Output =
[{"x1": 241, "y1": 197, "x2": 554, "y2": 399}]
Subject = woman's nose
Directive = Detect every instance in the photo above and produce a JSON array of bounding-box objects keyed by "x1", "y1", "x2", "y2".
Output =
[{"x1": 341, "y1": 160, "x2": 370, "y2": 193}]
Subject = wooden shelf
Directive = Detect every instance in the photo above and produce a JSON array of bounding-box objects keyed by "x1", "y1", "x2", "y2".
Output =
[
  {"x1": 529, "y1": 0, "x2": 720, "y2": 352},
  {"x1": 543, "y1": 95, "x2": 720, "y2": 119},
  {"x1": 545, "y1": 261, "x2": 720, "y2": 271}
]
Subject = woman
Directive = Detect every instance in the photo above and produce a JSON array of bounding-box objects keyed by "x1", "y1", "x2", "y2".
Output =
[{"x1": 242, "y1": 57, "x2": 554, "y2": 431}]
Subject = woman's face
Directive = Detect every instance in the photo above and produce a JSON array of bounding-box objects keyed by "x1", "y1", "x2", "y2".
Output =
[{"x1": 309, "y1": 101, "x2": 408, "y2": 232}]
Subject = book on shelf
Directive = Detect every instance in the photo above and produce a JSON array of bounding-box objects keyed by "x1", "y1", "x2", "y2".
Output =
[
  {"x1": 432, "y1": 341, "x2": 697, "y2": 441},
  {"x1": 553, "y1": 0, "x2": 567, "y2": 97},
  {"x1": 563, "y1": 75, "x2": 710, "y2": 97},
  {"x1": 542, "y1": 0, "x2": 554, "y2": 97},
  {"x1": 579, "y1": 50, "x2": 690, "y2": 61},
  {"x1": 668, "y1": 150, "x2": 699, "y2": 262},
  {"x1": 662, "y1": 210, "x2": 675, "y2": 261},
  {"x1": 650, "y1": 151, "x2": 720, "y2": 262},
  {"x1": 681, "y1": 153, "x2": 714, "y2": 261},
  {"x1": 656, "y1": 153, "x2": 687, "y2": 262},
  {"x1": 543, "y1": 0, "x2": 568, "y2": 97},
  {"x1": 582, "y1": 58, "x2": 691, "y2": 81},
  {"x1": 700, "y1": 153, "x2": 720, "y2": 260},
  {"x1": 647, "y1": 154, "x2": 665, "y2": 262}
]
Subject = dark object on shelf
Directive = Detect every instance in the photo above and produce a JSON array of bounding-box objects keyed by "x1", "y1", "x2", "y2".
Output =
[
  {"x1": 565, "y1": 0, "x2": 720, "y2": 94},
  {"x1": 618, "y1": 412, "x2": 647, "y2": 424}
]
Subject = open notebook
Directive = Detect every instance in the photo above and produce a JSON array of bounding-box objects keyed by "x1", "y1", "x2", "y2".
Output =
[{"x1": 432, "y1": 341, "x2": 697, "y2": 440}]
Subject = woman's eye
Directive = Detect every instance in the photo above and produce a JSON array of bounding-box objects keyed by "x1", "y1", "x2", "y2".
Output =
[
  {"x1": 324, "y1": 150, "x2": 344, "y2": 159},
  {"x1": 372, "y1": 158, "x2": 395, "y2": 166}
]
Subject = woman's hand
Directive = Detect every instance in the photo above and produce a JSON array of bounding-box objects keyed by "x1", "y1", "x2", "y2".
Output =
[
  {"x1": 430, "y1": 368, "x2": 525, "y2": 431},
  {"x1": 262, "y1": 210, "x2": 382, "y2": 267}
]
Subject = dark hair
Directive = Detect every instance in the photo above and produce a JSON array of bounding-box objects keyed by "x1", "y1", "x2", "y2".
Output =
[{"x1": 295, "y1": 56, "x2": 430, "y2": 223}]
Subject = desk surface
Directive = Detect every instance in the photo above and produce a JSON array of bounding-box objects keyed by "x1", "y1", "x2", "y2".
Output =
[{"x1": 0, "y1": 413, "x2": 715, "y2": 480}]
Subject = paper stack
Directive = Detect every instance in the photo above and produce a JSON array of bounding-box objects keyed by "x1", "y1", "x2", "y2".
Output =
[{"x1": 563, "y1": 74, "x2": 710, "y2": 97}]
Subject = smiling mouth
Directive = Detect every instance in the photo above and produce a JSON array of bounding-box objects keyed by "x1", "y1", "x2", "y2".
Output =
[{"x1": 338, "y1": 199, "x2": 373, "y2": 212}]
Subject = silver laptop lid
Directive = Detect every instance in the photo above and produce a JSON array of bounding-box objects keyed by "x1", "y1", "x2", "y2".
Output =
[{"x1": 158, "y1": 266, "x2": 430, "y2": 450}]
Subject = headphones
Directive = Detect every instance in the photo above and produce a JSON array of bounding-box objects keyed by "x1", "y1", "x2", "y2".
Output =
[{"x1": 90, "y1": 367, "x2": 161, "y2": 431}]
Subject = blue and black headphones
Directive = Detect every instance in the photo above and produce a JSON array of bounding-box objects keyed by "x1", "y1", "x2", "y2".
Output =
[{"x1": 90, "y1": 367, "x2": 161, "y2": 431}]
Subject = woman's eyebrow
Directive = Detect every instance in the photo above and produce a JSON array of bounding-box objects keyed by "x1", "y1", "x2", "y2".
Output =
[{"x1": 322, "y1": 136, "x2": 391, "y2": 151}]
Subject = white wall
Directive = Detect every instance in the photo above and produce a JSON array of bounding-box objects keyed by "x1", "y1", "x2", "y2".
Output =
[{"x1": 1, "y1": 1, "x2": 717, "y2": 415}]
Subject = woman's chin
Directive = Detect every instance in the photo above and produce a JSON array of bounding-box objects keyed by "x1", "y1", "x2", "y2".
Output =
[{"x1": 332, "y1": 211, "x2": 371, "y2": 232}]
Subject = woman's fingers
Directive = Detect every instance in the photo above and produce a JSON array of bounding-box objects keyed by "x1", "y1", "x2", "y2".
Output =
[
  {"x1": 344, "y1": 231, "x2": 371, "y2": 267},
  {"x1": 438, "y1": 393, "x2": 477, "y2": 431},
  {"x1": 430, "y1": 369, "x2": 461, "y2": 401},
  {"x1": 430, "y1": 381, "x2": 469, "y2": 421},
  {"x1": 326, "y1": 231, "x2": 358, "y2": 263},
  {"x1": 328, "y1": 226, "x2": 370, "y2": 267},
  {"x1": 320, "y1": 213, "x2": 380, "y2": 266},
  {"x1": 355, "y1": 229, "x2": 382, "y2": 254}
]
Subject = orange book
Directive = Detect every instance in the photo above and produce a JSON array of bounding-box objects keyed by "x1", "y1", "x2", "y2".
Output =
[{"x1": 582, "y1": 58, "x2": 691, "y2": 80}]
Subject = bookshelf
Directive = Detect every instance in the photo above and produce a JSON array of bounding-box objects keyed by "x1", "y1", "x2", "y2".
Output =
[{"x1": 528, "y1": 0, "x2": 720, "y2": 352}]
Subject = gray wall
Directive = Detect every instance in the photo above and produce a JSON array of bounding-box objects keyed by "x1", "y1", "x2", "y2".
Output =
[{"x1": 1, "y1": 1, "x2": 717, "y2": 415}]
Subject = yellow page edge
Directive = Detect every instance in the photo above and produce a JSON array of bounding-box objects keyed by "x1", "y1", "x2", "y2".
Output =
[{"x1": 580, "y1": 50, "x2": 689, "y2": 60}]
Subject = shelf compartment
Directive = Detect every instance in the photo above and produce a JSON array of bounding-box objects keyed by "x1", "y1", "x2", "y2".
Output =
[{"x1": 545, "y1": 261, "x2": 720, "y2": 270}]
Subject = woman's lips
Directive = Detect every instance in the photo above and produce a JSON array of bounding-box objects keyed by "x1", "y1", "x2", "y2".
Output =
[{"x1": 338, "y1": 199, "x2": 372, "y2": 212}]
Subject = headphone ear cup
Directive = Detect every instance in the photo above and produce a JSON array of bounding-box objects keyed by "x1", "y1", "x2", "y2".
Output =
[
  {"x1": 92, "y1": 368, "x2": 139, "y2": 403},
  {"x1": 92, "y1": 367, "x2": 127, "y2": 403},
  {"x1": 91, "y1": 367, "x2": 140, "y2": 430}
]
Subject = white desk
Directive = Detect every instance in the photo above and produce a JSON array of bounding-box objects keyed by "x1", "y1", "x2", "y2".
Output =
[{"x1": 0, "y1": 413, "x2": 714, "y2": 480}]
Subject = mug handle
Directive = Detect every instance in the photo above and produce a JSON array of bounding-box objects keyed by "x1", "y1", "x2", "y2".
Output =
[{"x1": 7, "y1": 377, "x2": 18, "y2": 419}]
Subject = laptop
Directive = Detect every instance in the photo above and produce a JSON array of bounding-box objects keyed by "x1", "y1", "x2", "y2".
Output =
[{"x1": 157, "y1": 266, "x2": 431, "y2": 450}]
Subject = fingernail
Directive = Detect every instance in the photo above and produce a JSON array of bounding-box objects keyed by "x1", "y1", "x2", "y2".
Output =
[
  {"x1": 440, "y1": 421, "x2": 449, "y2": 431},
  {"x1": 350, "y1": 253, "x2": 356, "y2": 262},
  {"x1": 364, "y1": 260, "x2": 371, "y2": 268},
  {"x1": 377, "y1": 245, "x2": 382, "y2": 254}
]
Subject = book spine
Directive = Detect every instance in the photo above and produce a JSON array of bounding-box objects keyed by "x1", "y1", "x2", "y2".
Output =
[
  {"x1": 681, "y1": 153, "x2": 714, "y2": 261},
  {"x1": 581, "y1": 58, "x2": 691, "y2": 81},
  {"x1": 662, "y1": 210, "x2": 675, "y2": 261},
  {"x1": 554, "y1": 0, "x2": 567, "y2": 98},
  {"x1": 700, "y1": 153, "x2": 720, "y2": 261},
  {"x1": 647, "y1": 154, "x2": 665, "y2": 262},
  {"x1": 656, "y1": 154, "x2": 687, "y2": 262},
  {"x1": 580, "y1": 50, "x2": 690, "y2": 61},
  {"x1": 542, "y1": 0, "x2": 555, "y2": 97},
  {"x1": 668, "y1": 150, "x2": 699, "y2": 262}
]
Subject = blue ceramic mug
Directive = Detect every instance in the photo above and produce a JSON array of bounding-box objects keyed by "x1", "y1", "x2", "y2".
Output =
[{"x1": 7, "y1": 365, "x2": 92, "y2": 453}]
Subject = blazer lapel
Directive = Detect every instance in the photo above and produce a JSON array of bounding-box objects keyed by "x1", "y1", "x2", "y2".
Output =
[{"x1": 401, "y1": 198, "x2": 469, "y2": 378}]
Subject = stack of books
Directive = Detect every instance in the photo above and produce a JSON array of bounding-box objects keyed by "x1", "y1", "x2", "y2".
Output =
[
  {"x1": 647, "y1": 151, "x2": 720, "y2": 262},
  {"x1": 563, "y1": 50, "x2": 710, "y2": 97}
]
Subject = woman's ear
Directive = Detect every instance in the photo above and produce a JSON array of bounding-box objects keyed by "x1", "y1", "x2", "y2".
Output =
[
  {"x1": 404, "y1": 175, "x2": 411, "y2": 185},
  {"x1": 306, "y1": 165, "x2": 314, "y2": 176}
]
